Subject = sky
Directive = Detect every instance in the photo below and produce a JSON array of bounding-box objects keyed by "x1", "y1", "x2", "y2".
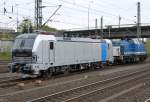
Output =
[{"x1": 0, "y1": 0, "x2": 149, "y2": 30}]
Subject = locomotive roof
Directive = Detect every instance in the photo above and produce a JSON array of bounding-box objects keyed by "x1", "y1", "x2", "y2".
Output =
[
  {"x1": 16, "y1": 34, "x2": 109, "y2": 43},
  {"x1": 56, "y1": 37, "x2": 104, "y2": 43},
  {"x1": 16, "y1": 33, "x2": 37, "y2": 39}
]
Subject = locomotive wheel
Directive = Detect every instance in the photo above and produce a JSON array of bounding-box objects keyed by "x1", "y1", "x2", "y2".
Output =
[
  {"x1": 40, "y1": 70, "x2": 53, "y2": 79},
  {"x1": 64, "y1": 69, "x2": 69, "y2": 75},
  {"x1": 45, "y1": 71, "x2": 53, "y2": 79},
  {"x1": 122, "y1": 60, "x2": 126, "y2": 64},
  {"x1": 100, "y1": 63, "x2": 104, "y2": 68}
]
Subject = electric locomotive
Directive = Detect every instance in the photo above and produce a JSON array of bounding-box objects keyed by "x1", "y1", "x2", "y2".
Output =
[{"x1": 9, "y1": 33, "x2": 114, "y2": 77}]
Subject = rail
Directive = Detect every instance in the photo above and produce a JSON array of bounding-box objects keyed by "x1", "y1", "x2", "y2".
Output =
[
  {"x1": 145, "y1": 98, "x2": 150, "y2": 102},
  {"x1": 26, "y1": 66, "x2": 150, "y2": 102}
]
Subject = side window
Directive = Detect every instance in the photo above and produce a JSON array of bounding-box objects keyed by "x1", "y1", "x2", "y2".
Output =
[
  {"x1": 108, "y1": 44, "x2": 110, "y2": 49},
  {"x1": 50, "y1": 42, "x2": 54, "y2": 50}
]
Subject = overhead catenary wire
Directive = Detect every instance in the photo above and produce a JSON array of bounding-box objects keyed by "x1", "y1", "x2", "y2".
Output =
[
  {"x1": 93, "y1": 0, "x2": 133, "y2": 11},
  {"x1": 42, "y1": 5, "x2": 62, "y2": 26},
  {"x1": 41, "y1": 3, "x2": 134, "y2": 28},
  {"x1": 2, "y1": 1, "x2": 135, "y2": 23},
  {"x1": 0, "y1": 0, "x2": 148, "y2": 30},
  {"x1": 75, "y1": 0, "x2": 131, "y2": 12},
  {"x1": 52, "y1": 20, "x2": 87, "y2": 27},
  {"x1": 57, "y1": 0, "x2": 135, "y2": 22},
  {"x1": 0, "y1": 0, "x2": 87, "y2": 29},
  {"x1": 42, "y1": 1, "x2": 135, "y2": 27}
]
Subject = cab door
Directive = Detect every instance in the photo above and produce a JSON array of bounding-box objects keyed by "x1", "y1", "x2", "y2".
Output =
[{"x1": 49, "y1": 42, "x2": 55, "y2": 65}]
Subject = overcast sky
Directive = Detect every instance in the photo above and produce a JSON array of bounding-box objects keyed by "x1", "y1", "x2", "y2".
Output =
[{"x1": 0, "y1": 0, "x2": 149, "y2": 30}]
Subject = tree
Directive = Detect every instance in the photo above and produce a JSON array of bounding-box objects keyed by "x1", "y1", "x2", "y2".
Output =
[
  {"x1": 41, "y1": 25, "x2": 57, "y2": 32},
  {"x1": 19, "y1": 18, "x2": 34, "y2": 33},
  {"x1": 19, "y1": 19, "x2": 57, "y2": 33}
]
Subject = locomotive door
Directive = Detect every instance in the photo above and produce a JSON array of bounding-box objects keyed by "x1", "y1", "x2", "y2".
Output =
[{"x1": 49, "y1": 42, "x2": 55, "y2": 65}]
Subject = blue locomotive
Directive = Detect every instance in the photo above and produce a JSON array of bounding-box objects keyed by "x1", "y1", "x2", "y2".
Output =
[{"x1": 112, "y1": 38, "x2": 147, "y2": 64}]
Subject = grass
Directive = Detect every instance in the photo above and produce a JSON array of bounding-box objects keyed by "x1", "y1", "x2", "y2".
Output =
[
  {"x1": 0, "y1": 33, "x2": 15, "y2": 40},
  {"x1": 0, "y1": 33, "x2": 14, "y2": 60},
  {"x1": 0, "y1": 52, "x2": 11, "y2": 60},
  {"x1": 146, "y1": 38, "x2": 150, "y2": 56}
]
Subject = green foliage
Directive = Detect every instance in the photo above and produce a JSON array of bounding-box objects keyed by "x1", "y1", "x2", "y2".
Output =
[
  {"x1": 19, "y1": 18, "x2": 34, "y2": 33},
  {"x1": 0, "y1": 52, "x2": 11, "y2": 60},
  {"x1": 42, "y1": 25, "x2": 57, "y2": 32},
  {"x1": 0, "y1": 33, "x2": 14, "y2": 40},
  {"x1": 19, "y1": 19, "x2": 58, "y2": 33},
  {"x1": 146, "y1": 38, "x2": 150, "y2": 56}
]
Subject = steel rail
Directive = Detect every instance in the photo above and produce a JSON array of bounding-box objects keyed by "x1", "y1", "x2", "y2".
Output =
[
  {"x1": 63, "y1": 75, "x2": 147, "y2": 102},
  {"x1": 27, "y1": 67, "x2": 150, "y2": 102},
  {"x1": 145, "y1": 98, "x2": 150, "y2": 102}
]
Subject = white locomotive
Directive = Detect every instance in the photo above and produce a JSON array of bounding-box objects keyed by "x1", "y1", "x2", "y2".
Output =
[{"x1": 9, "y1": 33, "x2": 114, "y2": 77}]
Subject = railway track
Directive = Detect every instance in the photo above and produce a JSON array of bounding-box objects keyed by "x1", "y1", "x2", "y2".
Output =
[
  {"x1": 0, "y1": 61, "x2": 148, "y2": 89},
  {"x1": 0, "y1": 63, "x2": 145, "y2": 89},
  {"x1": 0, "y1": 61, "x2": 10, "y2": 63},
  {"x1": 0, "y1": 58, "x2": 147, "y2": 74},
  {"x1": 0, "y1": 63, "x2": 149, "y2": 102},
  {"x1": 27, "y1": 67, "x2": 150, "y2": 102},
  {"x1": 0, "y1": 76, "x2": 21, "y2": 88},
  {"x1": 145, "y1": 98, "x2": 150, "y2": 102},
  {"x1": 27, "y1": 69, "x2": 149, "y2": 102},
  {"x1": 0, "y1": 62, "x2": 144, "y2": 88},
  {"x1": 0, "y1": 60, "x2": 10, "y2": 73},
  {"x1": 0, "y1": 77, "x2": 44, "y2": 89}
]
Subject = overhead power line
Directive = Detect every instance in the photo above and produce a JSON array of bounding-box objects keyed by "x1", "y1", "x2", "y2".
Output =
[
  {"x1": 95, "y1": 0, "x2": 129, "y2": 11},
  {"x1": 57, "y1": 0, "x2": 135, "y2": 22},
  {"x1": 52, "y1": 20, "x2": 87, "y2": 27},
  {"x1": 42, "y1": 5, "x2": 62, "y2": 26}
]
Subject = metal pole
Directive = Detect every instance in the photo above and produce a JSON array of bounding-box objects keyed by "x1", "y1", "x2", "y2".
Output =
[
  {"x1": 107, "y1": 26, "x2": 111, "y2": 38},
  {"x1": 109, "y1": 27, "x2": 110, "y2": 37},
  {"x1": 39, "y1": 0, "x2": 42, "y2": 29},
  {"x1": 119, "y1": 16, "x2": 121, "y2": 29},
  {"x1": 28, "y1": 22, "x2": 30, "y2": 33},
  {"x1": 88, "y1": 6, "x2": 90, "y2": 30},
  {"x1": 35, "y1": 0, "x2": 42, "y2": 30},
  {"x1": 101, "y1": 16, "x2": 103, "y2": 38},
  {"x1": 95, "y1": 18, "x2": 98, "y2": 36},
  {"x1": 137, "y1": 2, "x2": 141, "y2": 40},
  {"x1": 15, "y1": 4, "x2": 19, "y2": 32},
  {"x1": 87, "y1": 1, "x2": 93, "y2": 30}
]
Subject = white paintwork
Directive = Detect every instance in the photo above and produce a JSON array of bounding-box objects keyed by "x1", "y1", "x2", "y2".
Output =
[
  {"x1": 32, "y1": 34, "x2": 56, "y2": 52},
  {"x1": 113, "y1": 46, "x2": 121, "y2": 57},
  {"x1": 104, "y1": 39, "x2": 114, "y2": 62},
  {"x1": 12, "y1": 34, "x2": 114, "y2": 75},
  {"x1": 31, "y1": 34, "x2": 106, "y2": 74}
]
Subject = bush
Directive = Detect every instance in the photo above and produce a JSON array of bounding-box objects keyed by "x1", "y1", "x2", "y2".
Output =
[
  {"x1": 146, "y1": 38, "x2": 150, "y2": 56},
  {"x1": 0, "y1": 52, "x2": 11, "y2": 60}
]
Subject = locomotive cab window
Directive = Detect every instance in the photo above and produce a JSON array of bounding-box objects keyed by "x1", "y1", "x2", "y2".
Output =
[
  {"x1": 108, "y1": 44, "x2": 110, "y2": 49},
  {"x1": 50, "y1": 42, "x2": 54, "y2": 50}
]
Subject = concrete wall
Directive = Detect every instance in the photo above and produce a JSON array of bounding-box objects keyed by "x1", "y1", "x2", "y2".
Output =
[{"x1": 0, "y1": 40, "x2": 14, "y2": 52}]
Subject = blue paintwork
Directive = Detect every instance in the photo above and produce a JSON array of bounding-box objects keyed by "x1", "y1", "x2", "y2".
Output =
[
  {"x1": 101, "y1": 43, "x2": 107, "y2": 61},
  {"x1": 112, "y1": 39, "x2": 146, "y2": 56}
]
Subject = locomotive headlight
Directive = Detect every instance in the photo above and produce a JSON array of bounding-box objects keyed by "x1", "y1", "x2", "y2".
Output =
[
  {"x1": 32, "y1": 55, "x2": 37, "y2": 63},
  {"x1": 24, "y1": 65, "x2": 31, "y2": 70}
]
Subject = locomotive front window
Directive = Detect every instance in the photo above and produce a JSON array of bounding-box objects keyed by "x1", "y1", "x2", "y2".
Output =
[{"x1": 13, "y1": 38, "x2": 35, "y2": 49}]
